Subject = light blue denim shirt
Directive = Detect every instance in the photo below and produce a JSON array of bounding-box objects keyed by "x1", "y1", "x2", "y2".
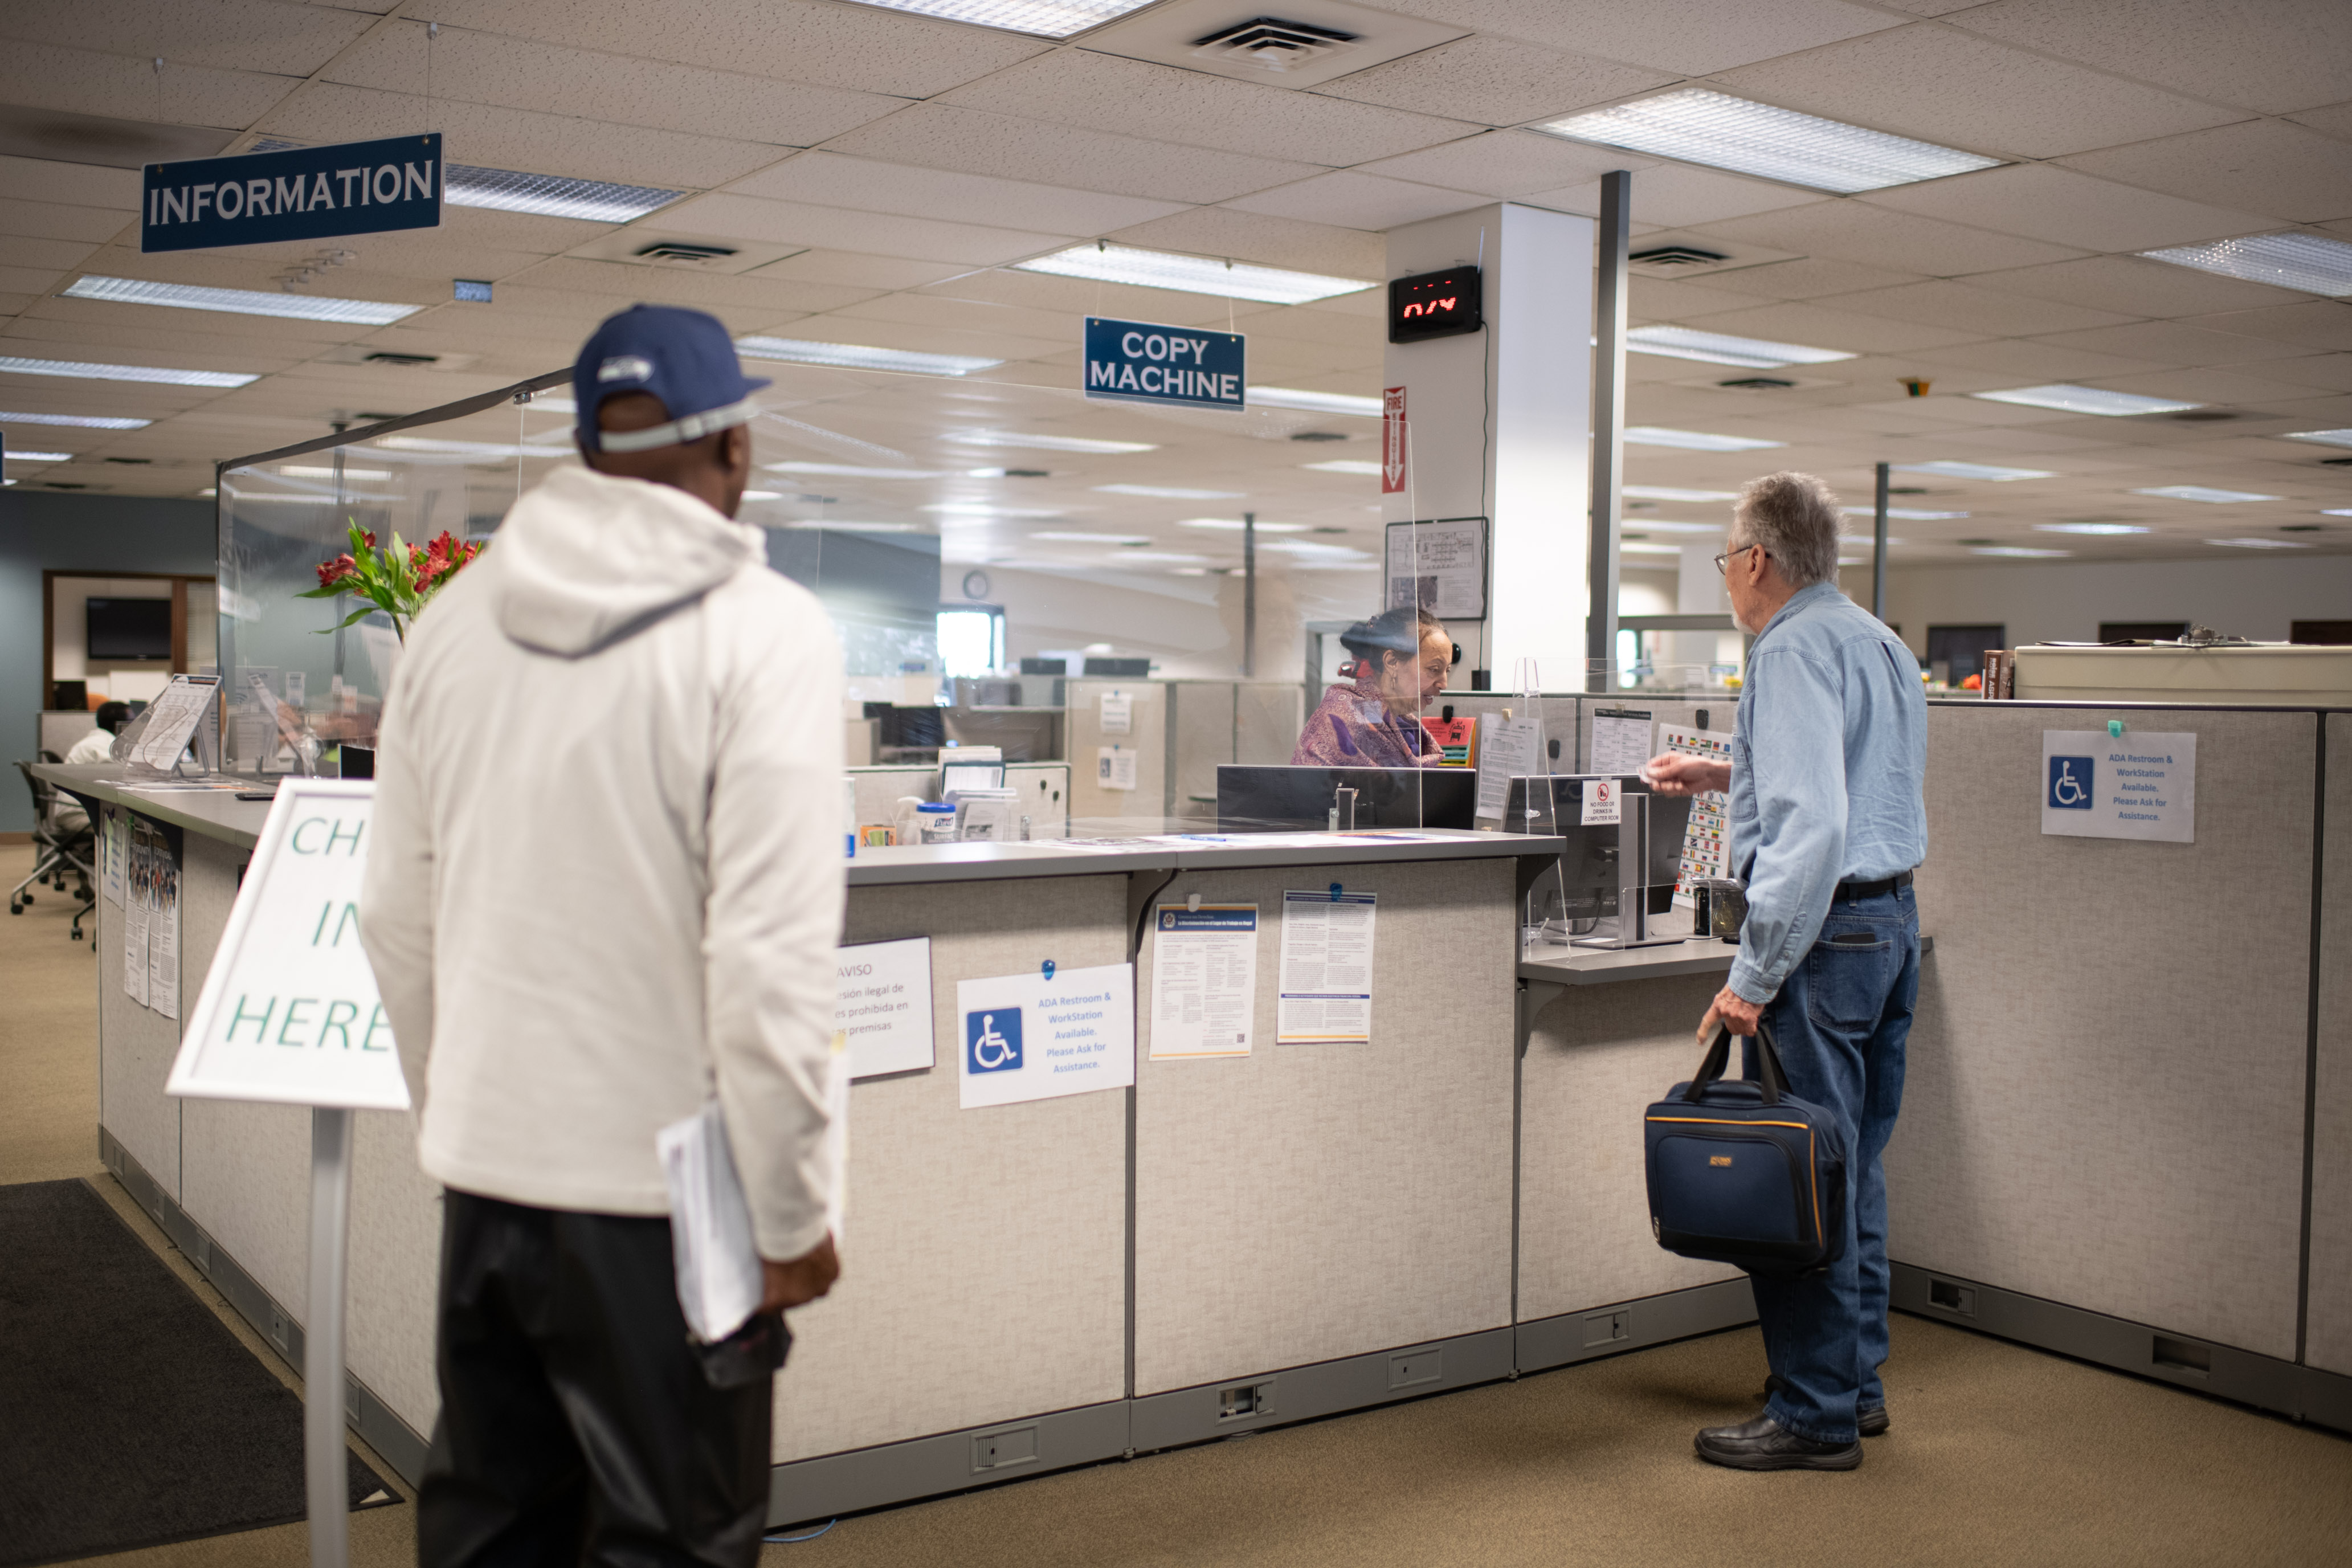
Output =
[{"x1": 1726, "y1": 580, "x2": 1928, "y2": 1004}]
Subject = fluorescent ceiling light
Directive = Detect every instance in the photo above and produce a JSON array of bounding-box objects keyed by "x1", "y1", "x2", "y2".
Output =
[
  {"x1": 775, "y1": 519, "x2": 923, "y2": 532},
  {"x1": 1030, "y1": 530, "x2": 1150, "y2": 544},
  {"x1": 1014, "y1": 243, "x2": 1370, "y2": 305},
  {"x1": 1843, "y1": 505, "x2": 1966, "y2": 520},
  {"x1": 281, "y1": 464, "x2": 391, "y2": 481},
  {"x1": 2035, "y1": 522, "x2": 2150, "y2": 536},
  {"x1": 834, "y1": 1, "x2": 1157, "y2": 39},
  {"x1": 2281, "y1": 429, "x2": 2352, "y2": 450},
  {"x1": 1624, "y1": 484, "x2": 1739, "y2": 502},
  {"x1": 926, "y1": 503, "x2": 1063, "y2": 518},
  {"x1": 5, "y1": 449, "x2": 72, "y2": 461},
  {"x1": 444, "y1": 164, "x2": 681, "y2": 223},
  {"x1": 736, "y1": 335, "x2": 1001, "y2": 377},
  {"x1": 766, "y1": 461, "x2": 949, "y2": 479},
  {"x1": 1893, "y1": 460, "x2": 2052, "y2": 482},
  {"x1": 1181, "y1": 517, "x2": 1308, "y2": 532},
  {"x1": 1625, "y1": 325, "x2": 1853, "y2": 369},
  {"x1": 2206, "y1": 536, "x2": 2309, "y2": 549},
  {"x1": 1303, "y1": 460, "x2": 1382, "y2": 476},
  {"x1": 0, "y1": 356, "x2": 255, "y2": 388},
  {"x1": 1620, "y1": 541, "x2": 1686, "y2": 556},
  {"x1": 739, "y1": 490, "x2": 785, "y2": 501},
  {"x1": 1622, "y1": 519, "x2": 1727, "y2": 534},
  {"x1": 1536, "y1": 88, "x2": 1999, "y2": 194},
  {"x1": 1092, "y1": 483, "x2": 1243, "y2": 499},
  {"x1": 2325, "y1": 508, "x2": 2352, "y2": 518},
  {"x1": 945, "y1": 430, "x2": 1157, "y2": 454},
  {"x1": 63, "y1": 275, "x2": 420, "y2": 326},
  {"x1": 1971, "y1": 384, "x2": 2199, "y2": 416},
  {"x1": 1248, "y1": 386, "x2": 1383, "y2": 416},
  {"x1": 371, "y1": 436, "x2": 564, "y2": 459},
  {"x1": 2141, "y1": 232, "x2": 2352, "y2": 297},
  {"x1": 1116, "y1": 552, "x2": 1212, "y2": 564},
  {"x1": 2133, "y1": 485, "x2": 2278, "y2": 503},
  {"x1": 1624, "y1": 426, "x2": 1785, "y2": 452},
  {"x1": 1971, "y1": 545, "x2": 2069, "y2": 557},
  {"x1": 0, "y1": 410, "x2": 150, "y2": 430}
]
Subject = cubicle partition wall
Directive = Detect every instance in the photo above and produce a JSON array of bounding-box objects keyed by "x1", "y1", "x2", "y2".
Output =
[{"x1": 2313, "y1": 712, "x2": 2352, "y2": 1379}]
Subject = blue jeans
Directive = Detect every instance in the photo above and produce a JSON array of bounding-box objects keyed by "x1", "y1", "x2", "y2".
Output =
[{"x1": 1742, "y1": 887, "x2": 1918, "y2": 1444}]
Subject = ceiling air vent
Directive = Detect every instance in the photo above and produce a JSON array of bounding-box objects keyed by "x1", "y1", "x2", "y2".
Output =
[
  {"x1": 364, "y1": 352, "x2": 439, "y2": 366},
  {"x1": 634, "y1": 241, "x2": 738, "y2": 266},
  {"x1": 2169, "y1": 408, "x2": 2238, "y2": 422},
  {"x1": 1191, "y1": 18, "x2": 1358, "y2": 74},
  {"x1": 1631, "y1": 245, "x2": 1729, "y2": 270},
  {"x1": 1718, "y1": 376, "x2": 1795, "y2": 390}
]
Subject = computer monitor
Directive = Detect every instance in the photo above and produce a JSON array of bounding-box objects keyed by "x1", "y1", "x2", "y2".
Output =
[
  {"x1": 1215, "y1": 765, "x2": 1478, "y2": 832},
  {"x1": 1502, "y1": 774, "x2": 1693, "y2": 920}
]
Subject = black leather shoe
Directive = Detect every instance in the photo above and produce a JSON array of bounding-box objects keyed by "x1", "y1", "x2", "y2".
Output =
[
  {"x1": 1859, "y1": 1404, "x2": 1889, "y2": 1438},
  {"x1": 1695, "y1": 1413, "x2": 1862, "y2": 1471}
]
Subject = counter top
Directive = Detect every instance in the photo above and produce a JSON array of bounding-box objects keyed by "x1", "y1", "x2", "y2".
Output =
[
  {"x1": 35, "y1": 764, "x2": 275, "y2": 850},
  {"x1": 1520, "y1": 923, "x2": 1934, "y2": 987}
]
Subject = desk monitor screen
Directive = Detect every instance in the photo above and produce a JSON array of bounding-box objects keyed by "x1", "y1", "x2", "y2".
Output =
[
  {"x1": 1502, "y1": 774, "x2": 1692, "y2": 920},
  {"x1": 1216, "y1": 765, "x2": 1477, "y2": 832}
]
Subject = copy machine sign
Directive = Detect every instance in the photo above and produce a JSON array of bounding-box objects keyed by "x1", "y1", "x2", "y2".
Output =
[{"x1": 1084, "y1": 317, "x2": 1244, "y2": 410}]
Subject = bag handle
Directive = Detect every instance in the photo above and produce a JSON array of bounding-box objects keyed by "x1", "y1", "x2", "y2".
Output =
[{"x1": 1680, "y1": 1016, "x2": 1790, "y2": 1105}]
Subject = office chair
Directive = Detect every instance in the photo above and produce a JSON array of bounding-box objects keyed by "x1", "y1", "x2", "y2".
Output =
[{"x1": 13, "y1": 757, "x2": 97, "y2": 944}]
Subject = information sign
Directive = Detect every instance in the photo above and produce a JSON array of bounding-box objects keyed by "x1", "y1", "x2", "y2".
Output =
[
  {"x1": 144, "y1": 134, "x2": 441, "y2": 254},
  {"x1": 956, "y1": 963, "x2": 1136, "y2": 1109},
  {"x1": 169, "y1": 779, "x2": 410, "y2": 1110},
  {"x1": 2040, "y1": 729, "x2": 2196, "y2": 843},
  {"x1": 1083, "y1": 317, "x2": 1244, "y2": 410},
  {"x1": 1382, "y1": 386, "x2": 1407, "y2": 494}
]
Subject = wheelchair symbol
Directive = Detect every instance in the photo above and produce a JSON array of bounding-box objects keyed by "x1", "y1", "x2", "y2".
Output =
[
  {"x1": 2048, "y1": 755, "x2": 2093, "y2": 810},
  {"x1": 966, "y1": 1008, "x2": 1022, "y2": 1073}
]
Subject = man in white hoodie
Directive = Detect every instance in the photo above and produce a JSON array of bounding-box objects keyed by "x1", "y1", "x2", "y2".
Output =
[{"x1": 361, "y1": 305, "x2": 844, "y2": 1567}]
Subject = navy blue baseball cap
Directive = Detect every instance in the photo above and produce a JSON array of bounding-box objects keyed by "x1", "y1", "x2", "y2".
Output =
[{"x1": 572, "y1": 304, "x2": 770, "y2": 454}]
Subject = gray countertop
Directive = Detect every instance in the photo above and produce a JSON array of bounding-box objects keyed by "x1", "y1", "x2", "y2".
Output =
[
  {"x1": 35, "y1": 764, "x2": 275, "y2": 850},
  {"x1": 1520, "y1": 919, "x2": 1934, "y2": 987}
]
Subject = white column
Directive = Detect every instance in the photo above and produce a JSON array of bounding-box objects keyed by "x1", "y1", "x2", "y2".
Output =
[{"x1": 1383, "y1": 203, "x2": 1594, "y2": 689}]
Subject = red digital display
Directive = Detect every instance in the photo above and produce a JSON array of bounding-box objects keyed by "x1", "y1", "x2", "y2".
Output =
[{"x1": 1387, "y1": 265, "x2": 1484, "y2": 344}]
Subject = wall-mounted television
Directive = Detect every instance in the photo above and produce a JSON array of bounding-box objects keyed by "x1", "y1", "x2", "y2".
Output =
[{"x1": 86, "y1": 597, "x2": 173, "y2": 662}]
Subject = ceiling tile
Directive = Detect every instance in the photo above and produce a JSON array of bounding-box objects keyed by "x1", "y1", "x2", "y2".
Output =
[
  {"x1": 258, "y1": 83, "x2": 790, "y2": 189},
  {"x1": 1311, "y1": 34, "x2": 1671, "y2": 126},
  {"x1": 2183, "y1": 301, "x2": 2352, "y2": 353},
  {"x1": 2033, "y1": 320, "x2": 2331, "y2": 368},
  {"x1": 325, "y1": 19, "x2": 910, "y2": 148},
  {"x1": 1628, "y1": 275, "x2": 1776, "y2": 319},
  {"x1": 420, "y1": 0, "x2": 1047, "y2": 99},
  {"x1": 1529, "y1": 165, "x2": 1820, "y2": 229},
  {"x1": 937, "y1": 50, "x2": 1473, "y2": 167},
  {"x1": 513, "y1": 256, "x2": 884, "y2": 316},
  {"x1": 2057, "y1": 119, "x2": 2352, "y2": 224},
  {"x1": 1949, "y1": 0, "x2": 2352, "y2": 116},
  {"x1": 1968, "y1": 254, "x2": 2311, "y2": 319},
  {"x1": 1354, "y1": 129, "x2": 1648, "y2": 199},
  {"x1": 724, "y1": 152, "x2": 1185, "y2": 236},
  {"x1": 1665, "y1": 300, "x2": 1986, "y2": 354},
  {"x1": 2094, "y1": 365, "x2": 2341, "y2": 407},
  {"x1": 1699, "y1": 200, "x2": 2087, "y2": 276},
  {"x1": 2286, "y1": 101, "x2": 2352, "y2": 140},
  {"x1": 0, "y1": 39, "x2": 296, "y2": 130},
  {"x1": 1906, "y1": 337, "x2": 2170, "y2": 382},
  {"x1": 0, "y1": 236, "x2": 99, "y2": 272},
  {"x1": 1222, "y1": 171, "x2": 1485, "y2": 230},
  {"x1": 0, "y1": 153, "x2": 140, "y2": 211},
  {"x1": 0, "y1": 199, "x2": 133, "y2": 246},
  {"x1": 0, "y1": 266, "x2": 63, "y2": 297},
  {"x1": 1705, "y1": 255, "x2": 1928, "y2": 299},
  {"x1": 820, "y1": 104, "x2": 1318, "y2": 206},
  {"x1": 828, "y1": 292, "x2": 1075, "y2": 345},
  {"x1": 1106, "y1": 207, "x2": 1385, "y2": 280},
  {"x1": 1713, "y1": 25, "x2": 2241, "y2": 160},
  {"x1": 1, "y1": 0, "x2": 373, "y2": 76},
  {"x1": 755, "y1": 249, "x2": 973, "y2": 291},
  {"x1": 648, "y1": 192, "x2": 1072, "y2": 267},
  {"x1": 2252, "y1": 353, "x2": 2352, "y2": 394},
  {"x1": 1861, "y1": 164, "x2": 2272, "y2": 254},
  {"x1": 1829, "y1": 279, "x2": 2139, "y2": 336},
  {"x1": 1382, "y1": 0, "x2": 1902, "y2": 76}
]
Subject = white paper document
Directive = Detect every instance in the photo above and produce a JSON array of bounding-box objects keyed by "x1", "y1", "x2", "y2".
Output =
[
  {"x1": 148, "y1": 832, "x2": 179, "y2": 1021},
  {"x1": 1097, "y1": 746, "x2": 1138, "y2": 792},
  {"x1": 1099, "y1": 690, "x2": 1132, "y2": 736},
  {"x1": 834, "y1": 936, "x2": 934, "y2": 1079},
  {"x1": 1588, "y1": 708, "x2": 1655, "y2": 778},
  {"x1": 2041, "y1": 730, "x2": 2196, "y2": 843},
  {"x1": 128, "y1": 674, "x2": 219, "y2": 772},
  {"x1": 124, "y1": 821, "x2": 150, "y2": 1007},
  {"x1": 100, "y1": 807, "x2": 125, "y2": 906},
  {"x1": 956, "y1": 963, "x2": 1136, "y2": 1109},
  {"x1": 1149, "y1": 904, "x2": 1259, "y2": 1059},
  {"x1": 1385, "y1": 517, "x2": 1486, "y2": 619},
  {"x1": 1658, "y1": 724, "x2": 1733, "y2": 903},
  {"x1": 657, "y1": 1101, "x2": 766, "y2": 1345},
  {"x1": 1474, "y1": 716, "x2": 1542, "y2": 819},
  {"x1": 1277, "y1": 888, "x2": 1376, "y2": 1043}
]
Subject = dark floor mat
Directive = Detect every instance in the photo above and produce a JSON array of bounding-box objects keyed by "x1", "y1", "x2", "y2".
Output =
[{"x1": 0, "y1": 1178, "x2": 397, "y2": 1566}]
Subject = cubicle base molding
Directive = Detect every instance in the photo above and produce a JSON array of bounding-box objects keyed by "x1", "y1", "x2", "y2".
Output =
[
  {"x1": 1516, "y1": 1279, "x2": 1758, "y2": 1374},
  {"x1": 1893, "y1": 1263, "x2": 2352, "y2": 1436},
  {"x1": 99, "y1": 1126, "x2": 434, "y2": 1487},
  {"x1": 769, "y1": 1400, "x2": 1130, "y2": 1528},
  {"x1": 1130, "y1": 1327, "x2": 1516, "y2": 1454}
]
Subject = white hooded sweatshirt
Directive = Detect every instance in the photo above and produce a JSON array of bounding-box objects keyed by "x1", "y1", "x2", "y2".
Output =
[{"x1": 360, "y1": 463, "x2": 845, "y2": 1262}]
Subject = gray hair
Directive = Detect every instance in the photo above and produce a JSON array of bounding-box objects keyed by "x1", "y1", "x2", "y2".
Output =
[{"x1": 1731, "y1": 472, "x2": 1843, "y2": 587}]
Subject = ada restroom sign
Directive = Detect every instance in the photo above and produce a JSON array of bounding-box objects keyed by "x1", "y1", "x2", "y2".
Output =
[
  {"x1": 966, "y1": 1007, "x2": 1022, "y2": 1073},
  {"x1": 2048, "y1": 754, "x2": 2093, "y2": 810}
]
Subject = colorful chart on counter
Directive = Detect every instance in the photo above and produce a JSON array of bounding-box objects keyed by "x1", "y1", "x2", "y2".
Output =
[{"x1": 1658, "y1": 723, "x2": 1733, "y2": 905}]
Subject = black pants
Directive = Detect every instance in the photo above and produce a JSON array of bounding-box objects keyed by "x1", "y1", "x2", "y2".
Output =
[{"x1": 418, "y1": 1191, "x2": 772, "y2": 1568}]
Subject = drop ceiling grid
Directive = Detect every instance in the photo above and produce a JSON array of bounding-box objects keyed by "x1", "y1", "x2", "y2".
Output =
[
  {"x1": 1365, "y1": 0, "x2": 1907, "y2": 78},
  {"x1": 1303, "y1": 31, "x2": 1675, "y2": 125},
  {"x1": 0, "y1": 36, "x2": 299, "y2": 129},
  {"x1": 1856, "y1": 164, "x2": 2277, "y2": 254},
  {"x1": 721, "y1": 151, "x2": 1190, "y2": 236},
  {"x1": 0, "y1": 0, "x2": 378, "y2": 78}
]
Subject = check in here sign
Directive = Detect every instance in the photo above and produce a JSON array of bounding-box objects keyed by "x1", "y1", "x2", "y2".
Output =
[
  {"x1": 169, "y1": 779, "x2": 411, "y2": 1111},
  {"x1": 1084, "y1": 316, "x2": 1244, "y2": 410}
]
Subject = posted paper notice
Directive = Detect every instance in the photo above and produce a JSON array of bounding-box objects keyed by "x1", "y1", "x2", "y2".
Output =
[
  {"x1": 834, "y1": 937, "x2": 934, "y2": 1079},
  {"x1": 1588, "y1": 708, "x2": 1654, "y2": 778},
  {"x1": 1475, "y1": 716, "x2": 1541, "y2": 819},
  {"x1": 1099, "y1": 690, "x2": 1132, "y2": 736},
  {"x1": 1659, "y1": 723, "x2": 1733, "y2": 903},
  {"x1": 956, "y1": 963, "x2": 1136, "y2": 1109},
  {"x1": 1149, "y1": 904, "x2": 1258, "y2": 1059},
  {"x1": 2041, "y1": 730, "x2": 2196, "y2": 843},
  {"x1": 1277, "y1": 888, "x2": 1375, "y2": 1043},
  {"x1": 1097, "y1": 746, "x2": 1138, "y2": 792}
]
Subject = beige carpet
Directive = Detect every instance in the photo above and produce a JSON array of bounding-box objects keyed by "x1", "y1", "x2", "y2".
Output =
[{"x1": 5, "y1": 846, "x2": 2347, "y2": 1566}]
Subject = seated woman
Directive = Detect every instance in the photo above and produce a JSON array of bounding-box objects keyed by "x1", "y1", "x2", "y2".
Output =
[{"x1": 1292, "y1": 606, "x2": 1454, "y2": 767}]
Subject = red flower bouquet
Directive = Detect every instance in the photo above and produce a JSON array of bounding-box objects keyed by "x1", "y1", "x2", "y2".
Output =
[{"x1": 299, "y1": 521, "x2": 485, "y2": 644}]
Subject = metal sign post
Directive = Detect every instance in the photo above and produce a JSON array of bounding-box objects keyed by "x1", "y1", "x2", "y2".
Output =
[{"x1": 305, "y1": 1107, "x2": 354, "y2": 1568}]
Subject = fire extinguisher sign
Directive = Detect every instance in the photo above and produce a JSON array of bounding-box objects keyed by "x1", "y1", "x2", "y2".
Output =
[{"x1": 1382, "y1": 386, "x2": 1406, "y2": 495}]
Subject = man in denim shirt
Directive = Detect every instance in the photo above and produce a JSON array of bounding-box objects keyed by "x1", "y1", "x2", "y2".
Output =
[{"x1": 1647, "y1": 471, "x2": 1927, "y2": 1471}]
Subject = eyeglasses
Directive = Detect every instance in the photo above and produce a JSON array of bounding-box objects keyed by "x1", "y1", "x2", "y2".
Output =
[{"x1": 1714, "y1": 543, "x2": 1767, "y2": 574}]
